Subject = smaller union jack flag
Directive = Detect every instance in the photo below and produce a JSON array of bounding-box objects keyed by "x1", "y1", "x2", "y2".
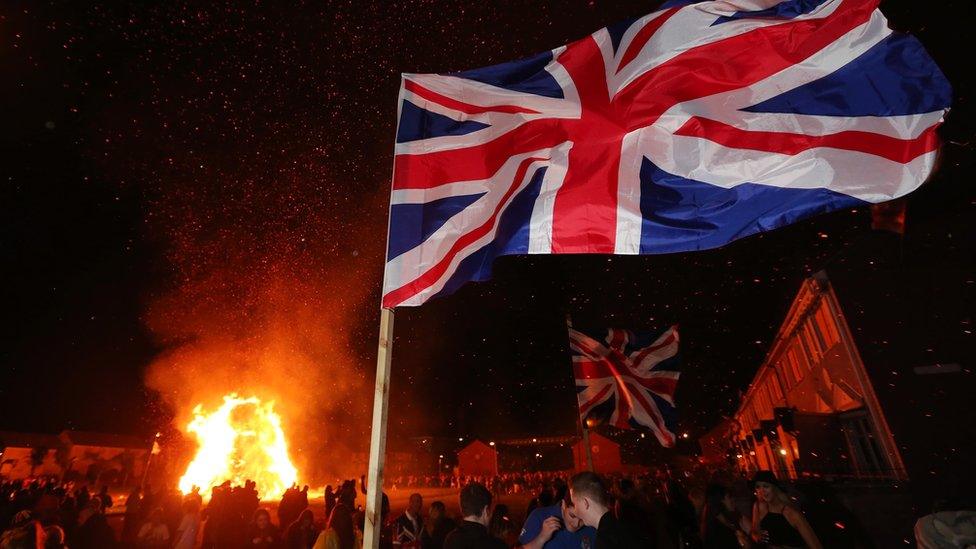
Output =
[{"x1": 569, "y1": 324, "x2": 680, "y2": 447}]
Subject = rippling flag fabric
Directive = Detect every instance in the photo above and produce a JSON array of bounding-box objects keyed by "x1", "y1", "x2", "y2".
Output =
[
  {"x1": 570, "y1": 325, "x2": 680, "y2": 447},
  {"x1": 383, "y1": 0, "x2": 952, "y2": 308}
]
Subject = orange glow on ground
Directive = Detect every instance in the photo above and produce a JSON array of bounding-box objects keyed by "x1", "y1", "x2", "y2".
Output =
[{"x1": 178, "y1": 394, "x2": 298, "y2": 499}]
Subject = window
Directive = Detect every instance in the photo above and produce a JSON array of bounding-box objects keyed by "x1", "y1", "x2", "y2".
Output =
[
  {"x1": 813, "y1": 306, "x2": 838, "y2": 348},
  {"x1": 801, "y1": 322, "x2": 822, "y2": 362},
  {"x1": 815, "y1": 304, "x2": 841, "y2": 347},
  {"x1": 792, "y1": 343, "x2": 810, "y2": 374},
  {"x1": 787, "y1": 350, "x2": 804, "y2": 383},
  {"x1": 840, "y1": 410, "x2": 894, "y2": 479},
  {"x1": 776, "y1": 361, "x2": 793, "y2": 389},
  {"x1": 756, "y1": 390, "x2": 768, "y2": 419},
  {"x1": 769, "y1": 373, "x2": 784, "y2": 401}
]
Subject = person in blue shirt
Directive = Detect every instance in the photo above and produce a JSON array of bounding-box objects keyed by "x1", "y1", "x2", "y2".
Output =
[{"x1": 518, "y1": 489, "x2": 597, "y2": 549}]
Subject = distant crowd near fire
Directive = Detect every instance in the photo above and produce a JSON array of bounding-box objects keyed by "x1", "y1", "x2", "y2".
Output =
[{"x1": 3, "y1": 460, "x2": 973, "y2": 548}]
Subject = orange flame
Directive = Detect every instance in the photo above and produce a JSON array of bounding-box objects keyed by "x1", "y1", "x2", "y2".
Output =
[{"x1": 178, "y1": 394, "x2": 298, "y2": 499}]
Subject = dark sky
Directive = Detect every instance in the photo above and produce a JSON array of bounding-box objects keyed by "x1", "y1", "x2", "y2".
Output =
[{"x1": 1, "y1": 0, "x2": 972, "y2": 456}]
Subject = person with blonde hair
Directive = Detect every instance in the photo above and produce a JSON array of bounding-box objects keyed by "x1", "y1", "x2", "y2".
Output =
[{"x1": 750, "y1": 471, "x2": 821, "y2": 549}]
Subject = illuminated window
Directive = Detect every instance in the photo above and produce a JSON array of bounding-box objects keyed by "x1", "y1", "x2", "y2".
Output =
[
  {"x1": 776, "y1": 361, "x2": 792, "y2": 389},
  {"x1": 815, "y1": 304, "x2": 841, "y2": 346},
  {"x1": 768, "y1": 375, "x2": 783, "y2": 402},
  {"x1": 801, "y1": 323, "x2": 822, "y2": 362},
  {"x1": 790, "y1": 346, "x2": 809, "y2": 377}
]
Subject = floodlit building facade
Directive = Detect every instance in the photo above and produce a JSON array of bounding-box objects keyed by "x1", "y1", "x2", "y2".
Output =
[
  {"x1": 714, "y1": 224, "x2": 974, "y2": 513},
  {"x1": 726, "y1": 273, "x2": 907, "y2": 481}
]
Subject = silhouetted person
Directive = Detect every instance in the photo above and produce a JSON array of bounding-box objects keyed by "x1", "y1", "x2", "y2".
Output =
[
  {"x1": 488, "y1": 504, "x2": 517, "y2": 546},
  {"x1": 326, "y1": 481, "x2": 357, "y2": 549},
  {"x1": 75, "y1": 496, "x2": 117, "y2": 549},
  {"x1": 701, "y1": 483, "x2": 749, "y2": 549},
  {"x1": 185, "y1": 485, "x2": 204, "y2": 509},
  {"x1": 570, "y1": 472, "x2": 649, "y2": 549},
  {"x1": 75, "y1": 487, "x2": 90, "y2": 511},
  {"x1": 615, "y1": 478, "x2": 657, "y2": 544},
  {"x1": 136, "y1": 508, "x2": 171, "y2": 549},
  {"x1": 173, "y1": 497, "x2": 202, "y2": 549},
  {"x1": 44, "y1": 525, "x2": 67, "y2": 549},
  {"x1": 279, "y1": 485, "x2": 304, "y2": 534},
  {"x1": 99, "y1": 486, "x2": 114, "y2": 509},
  {"x1": 443, "y1": 483, "x2": 505, "y2": 549},
  {"x1": 57, "y1": 495, "x2": 79, "y2": 544},
  {"x1": 424, "y1": 501, "x2": 455, "y2": 549},
  {"x1": 248, "y1": 508, "x2": 281, "y2": 548},
  {"x1": 324, "y1": 486, "x2": 336, "y2": 520},
  {"x1": 122, "y1": 486, "x2": 144, "y2": 545},
  {"x1": 666, "y1": 481, "x2": 700, "y2": 548},
  {"x1": 285, "y1": 509, "x2": 318, "y2": 549}
]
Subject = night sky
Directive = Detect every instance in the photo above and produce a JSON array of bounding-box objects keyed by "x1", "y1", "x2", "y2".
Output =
[{"x1": 2, "y1": 1, "x2": 972, "y2": 459}]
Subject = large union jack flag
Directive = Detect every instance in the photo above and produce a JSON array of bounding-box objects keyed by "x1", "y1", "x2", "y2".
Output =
[
  {"x1": 383, "y1": 0, "x2": 951, "y2": 308},
  {"x1": 570, "y1": 325, "x2": 681, "y2": 447}
]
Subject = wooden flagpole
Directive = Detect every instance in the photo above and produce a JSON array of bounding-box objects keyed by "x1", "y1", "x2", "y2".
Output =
[
  {"x1": 566, "y1": 314, "x2": 594, "y2": 471},
  {"x1": 363, "y1": 307, "x2": 395, "y2": 549}
]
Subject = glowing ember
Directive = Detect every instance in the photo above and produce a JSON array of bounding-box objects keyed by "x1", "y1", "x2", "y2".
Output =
[{"x1": 178, "y1": 394, "x2": 298, "y2": 498}]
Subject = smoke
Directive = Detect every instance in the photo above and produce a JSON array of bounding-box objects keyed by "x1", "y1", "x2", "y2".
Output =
[
  {"x1": 76, "y1": 1, "x2": 402, "y2": 483},
  {"x1": 141, "y1": 170, "x2": 388, "y2": 483}
]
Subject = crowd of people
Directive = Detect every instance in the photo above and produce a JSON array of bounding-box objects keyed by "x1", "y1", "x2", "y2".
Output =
[
  {"x1": 385, "y1": 473, "x2": 588, "y2": 496},
  {"x1": 0, "y1": 478, "x2": 194, "y2": 548},
  {"x1": 3, "y1": 468, "x2": 974, "y2": 548}
]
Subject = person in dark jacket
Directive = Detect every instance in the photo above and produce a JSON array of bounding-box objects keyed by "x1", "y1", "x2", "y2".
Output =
[
  {"x1": 424, "y1": 501, "x2": 455, "y2": 549},
  {"x1": 121, "y1": 486, "x2": 144, "y2": 545},
  {"x1": 98, "y1": 486, "x2": 114, "y2": 509},
  {"x1": 701, "y1": 483, "x2": 749, "y2": 549},
  {"x1": 284, "y1": 509, "x2": 318, "y2": 549},
  {"x1": 393, "y1": 493, "x2": 428, "y2": 547},
  {"x1": 327, "y1": 481, "x2": 358, "y2": 549},
  {"x1": 324, "y1": 486, "x2": 336, "y2": 521},
  {"x1": 569, "y1": 472, "x2": 650, "y2": 549},
  {"x1": 75, "y1": 496, "x2": 118, "y2": 549},
  {"x1": 443, "y1": 483, "x2": 506, "y2": 549}
]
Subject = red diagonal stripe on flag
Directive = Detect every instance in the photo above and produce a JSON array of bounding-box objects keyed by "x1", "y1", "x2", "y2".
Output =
[
  {"x1": 393, "y1": 119, "x2": 565, "y2": 189},
  {"x1": 674, "y1": 116, "x2": 942, "y2": 163},
  {"x1": 631, "y1": 329, "x2": 677, "y2": 365},
  {"x1": 383, "y1": 155, "x2": 547, "y2": 306},
  {"x1": 579, "y1": 383, "x2": 613, "y2": 415},
  {"x1": 614, "y1": 0, "x2": 877, "y2": 130}
]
